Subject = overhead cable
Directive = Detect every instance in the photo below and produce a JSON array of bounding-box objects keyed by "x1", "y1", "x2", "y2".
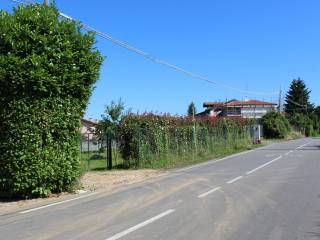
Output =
[{"x1": 12, "y1": 0, "x2": 279, "y2": 96}]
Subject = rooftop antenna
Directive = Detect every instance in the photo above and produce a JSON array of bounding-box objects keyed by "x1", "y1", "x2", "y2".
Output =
[{"x1": 245, "y1": 83, "x2": 249, "y2": 101}]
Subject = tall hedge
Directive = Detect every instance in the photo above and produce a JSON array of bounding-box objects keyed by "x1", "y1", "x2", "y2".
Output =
[
  {"x1": 119, "y1": 115, "x2": 251, "y2": 168},
  {"x1": 0, "y1": 4, "x2": 103, "y2": 197}
]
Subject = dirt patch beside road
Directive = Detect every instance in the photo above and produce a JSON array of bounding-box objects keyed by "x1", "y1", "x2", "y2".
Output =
[
  {"x1": 0, "y1": 169, "x2": 163, "y2": 213},
  {"x1": 81, "y1": 169, "x2": 162, "y2": 191}
]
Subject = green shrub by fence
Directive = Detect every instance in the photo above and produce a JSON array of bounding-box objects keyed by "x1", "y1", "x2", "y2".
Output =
[
  {"x1": 119, "y1": 115, "x2": 252, "y2": 168},
  {"x1": 0, "y1": 4, "x2": 102, "y2": 198},
  {"x1": 261, "y1": 111, "x2": 290, "y2": 139}
]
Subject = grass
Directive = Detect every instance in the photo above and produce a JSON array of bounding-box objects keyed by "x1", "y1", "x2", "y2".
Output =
[
  {"x1": 165, "y1": 143, "x2": 261, "y2": 169},
  {"x1": 81, "y1": 150, "x2": 126, "y2": 171},
  {"x1": 135, "y1": 138, "x2": 257, "y2": 169}
]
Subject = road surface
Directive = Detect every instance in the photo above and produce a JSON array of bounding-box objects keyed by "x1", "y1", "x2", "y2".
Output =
[{"x1": 1, "y1": 138, "x2": 320, "y2": 240}]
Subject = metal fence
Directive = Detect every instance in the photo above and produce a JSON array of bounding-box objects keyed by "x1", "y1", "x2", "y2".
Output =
[
  {"x1": 80, "y1": 124, "x2": 263, "y2": 171},
  {"x1": 80, "y1": 133, "x2": 124, "y2": 171}
]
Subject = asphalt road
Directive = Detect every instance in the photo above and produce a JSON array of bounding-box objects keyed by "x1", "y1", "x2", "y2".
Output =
[{"x1": 1, "y1": 138, "x2": 320, "y2": 240}]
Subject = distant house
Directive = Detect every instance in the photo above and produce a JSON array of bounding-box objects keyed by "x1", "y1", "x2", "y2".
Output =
[
  {"x1": 80, "y1": 118, "x2": 99, "y2": 140},
  {"x1": 198, "y1": 99, "x2": 277, "y2": 119}
]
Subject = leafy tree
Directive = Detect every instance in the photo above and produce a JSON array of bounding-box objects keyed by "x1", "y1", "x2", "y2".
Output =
[
  {"x1": 187, "y1": 102, "x2": 197, "y2": 117},
  {"x1": 261, "y1": 111, "x2": 290, "y2": 139},
  {"x1": 0, "y1": 4, "x2": 103, "y2": 198},
  {"x1": 96, "y1": 99, "x2": 125, "y2": 138},
  {"x1": 314, "y1": 106, "x2": 320, "y2": 119},
  {"x1": 284, "y1": 78, "x2": 313, "y2": 115},
  {"x1": 287, "y1": 113, "x2": 306, "y2": 128}
]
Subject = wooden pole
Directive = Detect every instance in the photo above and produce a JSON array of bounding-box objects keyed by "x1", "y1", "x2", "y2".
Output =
[{"x1": 44, "y1": 0, "x2": 49, "y2": 6}]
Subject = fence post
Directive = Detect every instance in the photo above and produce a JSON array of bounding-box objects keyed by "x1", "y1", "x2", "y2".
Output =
[
  {"x1": 107, "y1": 133, "x2": 112, "y2": 170},
  {"x1": 87, "y1": 133, "x2": 90, "y2": 171}
]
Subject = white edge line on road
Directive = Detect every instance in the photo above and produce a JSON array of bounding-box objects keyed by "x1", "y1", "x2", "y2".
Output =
[
  {"x1": 246, "y1": 156, "x2": 282, "y2": 175},
  {"x1": 19, "y1": 192, "x2": 99, "y2": 214},
  {"x1": 198, "y1": 187, "x2": 221, "y2": 198},
  {"x1": 175, "y1": 139, "x2": 310, "y2": 173},
  {"x1": 105, "y1": 209, "x2": 175, "y2": 240},
  {"x1": 295, "y1": 141, "x2": 312, "y2": 150},
  {"x1": 227, "y1": 176, "x2": 243, "y2": 184},
  {"x1": 177, "y1": 149, "x2": 256, "y2": 172}
]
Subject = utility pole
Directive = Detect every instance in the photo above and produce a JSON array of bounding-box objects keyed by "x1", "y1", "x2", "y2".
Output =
[
  {"x1": 278, "y1": 87, "x2": 282, "y2": 113},
  {"x1": 225, "y1": 98, "x2": 228, "y2": 117},
  {"x1": 44, "y1": 0, "x2": 49, "y2": 6},
  {"x1": 192, "y1": 103, "x2": 196, "y2": 151}
]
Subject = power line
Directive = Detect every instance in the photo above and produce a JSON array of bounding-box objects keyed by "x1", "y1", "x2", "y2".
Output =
[
  {"x1": 60, "y1": 12, "x2": 279, "y2": 96},
  {"x1": 11, "y1": 0, "x2": 279, "y2": 96}
]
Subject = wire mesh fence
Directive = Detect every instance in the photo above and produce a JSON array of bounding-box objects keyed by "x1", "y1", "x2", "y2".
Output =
[
  {"x1": 80, "y1": 123, "x2": 254, "y2": 171},
  {"x1": 80, "y1": 133, "x2": 124, "y2": 171}
]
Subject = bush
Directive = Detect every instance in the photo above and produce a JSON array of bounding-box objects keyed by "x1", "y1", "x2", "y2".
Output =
[
  {"x1": 287, "y1": 113, "x2": 306, "y2": 128},
  {"x1": 0, "y1": 4, "x2": 103, "y2": 198},
  {"x1": 261, "y1": 111, "x2": 290, "y2": 139}
]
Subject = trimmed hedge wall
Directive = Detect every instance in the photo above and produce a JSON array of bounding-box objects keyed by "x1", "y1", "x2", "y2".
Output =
[{"x1": 0, "y1": 4, "x2": 103, "y2": 197}]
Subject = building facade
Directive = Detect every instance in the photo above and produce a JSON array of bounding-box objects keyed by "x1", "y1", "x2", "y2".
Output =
[{"x1": 200, "y1": 99, "x2": 277, "y2": 119}]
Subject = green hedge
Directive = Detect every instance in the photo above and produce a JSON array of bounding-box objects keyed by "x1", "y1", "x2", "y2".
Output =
[
  {"x1": 0, "y1": 4, "x2": 102, "y2": 198},
  {"x1": 119, "y1": 115, "x2": 251, "y2": 168}
]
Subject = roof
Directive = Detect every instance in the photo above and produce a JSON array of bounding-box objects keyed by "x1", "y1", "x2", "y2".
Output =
[
  {"x1": 203, "y1": 101, "x2": 225, "y2": 107},
  {"x1": 204, "y1": 99, "x2": 277, "y2": 108},
  {"x1": 81, "y1": 118, "x2": 99, "y2": 125}
]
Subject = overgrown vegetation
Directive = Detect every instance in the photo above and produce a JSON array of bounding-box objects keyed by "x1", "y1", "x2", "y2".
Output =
[
  {"x1": 261, "y1": 111, "x2": 290, "y2": 139},
  {"x1": 118, "y1": 115, "x2": 252, "y2": 168},
  {"x1": 0, "y1": 4, "x2": 103, "y2": 198},
  {"x1": 284, "y1": 78, "x2": 319, "y2": 136},
  {"x1": 261, "y1": 78, "x2": 319, "y2": 139}
]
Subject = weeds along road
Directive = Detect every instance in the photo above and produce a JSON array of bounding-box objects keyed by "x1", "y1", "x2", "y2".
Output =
[{"x1": 1, "y1": 138, "x2": 320, "y2": 240}]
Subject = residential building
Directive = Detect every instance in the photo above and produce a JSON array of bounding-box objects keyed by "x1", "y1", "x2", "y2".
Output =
[
  {"x1": 199, "y1": 99, "x2": 277, "y2": 119},
  {"x1": 81, "y1": 118, "x2": 98, "y2": 140}
]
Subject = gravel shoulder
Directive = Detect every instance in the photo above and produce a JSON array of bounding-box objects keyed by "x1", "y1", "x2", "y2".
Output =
[{"x1": 0, "y1": 169, "x2": 163, "y2": 213}]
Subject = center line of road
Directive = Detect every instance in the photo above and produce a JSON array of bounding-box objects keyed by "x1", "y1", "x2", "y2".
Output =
[
  {"x1": 105, "y1": 209, "x2": 175, "y2": 240},
  {"x1": 246, "y1": 156, "x2": 282, "y2": 175},
  {"x1": 19, "y1": 192, "x2": 98, "y2": 214},
  {"x1": 227, "y1": 176, "x2": 243, "y2": 184},
  {"x1": 198, "y1": 187, "x2": 221, "y2": 198}
]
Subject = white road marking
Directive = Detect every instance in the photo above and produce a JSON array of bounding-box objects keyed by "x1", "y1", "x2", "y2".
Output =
[
  {"x1": 105, "y1": 209, "x2": 175, "y2": 240},
  {"x1": 198, "y1": 187, "x2": 221, "y2": 198},
  {"x1": 295, "y1": 141, "x2": 312, "y2": 150},
  {"x1": 246, "y1": 156, "x2": 282, "y2": 175},
  {"x1": 19, "y1": 192, "x2": 98, "y2": 214},
  {"x1": 227, "y1": 176, "x2": 243, "y2": 184},
  {"x1": 177, "y1": 149, "x2": 256, "y2": 172},
  {"x1": 284, "y1": 152, "x2": 289, "y2": 156}
]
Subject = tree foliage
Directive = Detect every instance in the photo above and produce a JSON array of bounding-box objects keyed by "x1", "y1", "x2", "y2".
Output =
[
  {"x1": 187, "y1": 102, "x2": 197, "y2": 117},
  {"x1": 0, "y1": 4, "x2": 103, "y2": 198},
  {"x1": 284, "y1": 78, "x2": 313, "y2": 115},
  {"x1": 261, "y1": 111, "x2": 290, "y2": 139},
  {"x1": 96, "y1": 99, "x2": 125, "y2": 138}
]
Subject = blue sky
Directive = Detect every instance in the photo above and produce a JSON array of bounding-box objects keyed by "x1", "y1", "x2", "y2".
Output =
[{"x1": 2, "y1": 0, "x2": 320, "y2": 118}]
